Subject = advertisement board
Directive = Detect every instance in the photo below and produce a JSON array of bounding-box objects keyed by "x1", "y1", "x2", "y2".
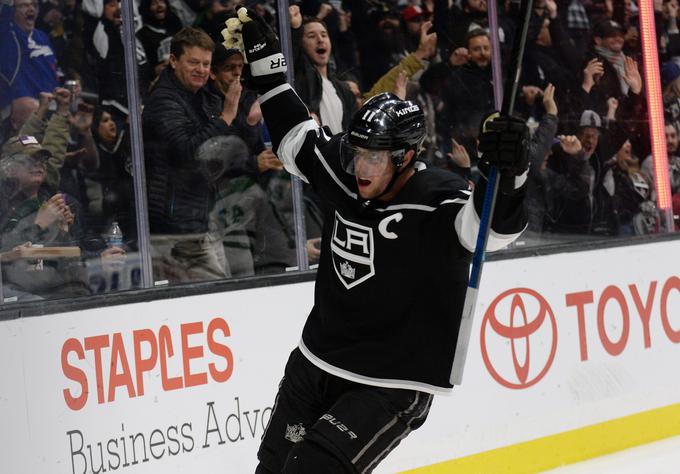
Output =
[
  {"x1": 1, "y1": 240, "x2": 679, "y2": 473},
  {"x1": 1, "y1": 282, "x2": 309, "y2": 474}
]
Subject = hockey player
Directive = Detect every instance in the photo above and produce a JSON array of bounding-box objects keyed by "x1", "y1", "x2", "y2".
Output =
[{"x1": 223, "y1": 9, "x2": 529, "y2": 473}]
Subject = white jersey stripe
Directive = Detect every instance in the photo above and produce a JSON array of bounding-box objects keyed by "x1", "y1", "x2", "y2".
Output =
[
  {"x1": 374, "y1": 196, "x2": 469, "y2": 213},
  {"x1": 276, "y1": 119, "x2": 318, "y2": 183},
  {"x1": 258, "y1": 83, "x2": 293, "y2": 103},
  {"x1": 515, "y1": 168, "x2": 529, "y2": 188},
  {"x1": 454, "y1": 195, "x2": 527, "y2": 252},
  {"x1": 440, "y1": 198, "x2": 468, "y2": 205},
  {"x1": 314, "y1": 146, "x2": 358, "y2": 199},
  {"x1": 298, "y1": 340, "x2": 453, "y2": 395},
  {"x1": 374, "y1": 203, "x2": 436, "y2": 212}
]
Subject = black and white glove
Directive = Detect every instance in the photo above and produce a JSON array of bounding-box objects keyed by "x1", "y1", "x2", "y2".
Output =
[
  {"x1": 222, "y1": 8, "x2": 287, "y2": 92},
  {"x1": 477, "y1": 113, "x2": 530, "y2": 194}
]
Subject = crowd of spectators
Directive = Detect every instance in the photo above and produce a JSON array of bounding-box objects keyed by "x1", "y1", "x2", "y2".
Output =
[{"x1": 1, "y1": 0, "x2": 680, "y2": 301}]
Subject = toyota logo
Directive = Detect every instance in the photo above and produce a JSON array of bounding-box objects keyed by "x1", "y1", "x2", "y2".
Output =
[{"x1": 480, "y1": 288, "x2": 558, "y2": 389}]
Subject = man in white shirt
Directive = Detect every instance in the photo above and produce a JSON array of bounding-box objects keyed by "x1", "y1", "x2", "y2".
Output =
[{"x1": 289, "y1": 5, "x2": 357, "y2": 133}]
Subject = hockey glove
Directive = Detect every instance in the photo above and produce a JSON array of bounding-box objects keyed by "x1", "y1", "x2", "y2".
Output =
[
  {"x1": 477, "y1": 113, "x2": 530, "y2": 194},
  {"x1": 221, "y1": 8, "x2": 287, "y2": 92}
]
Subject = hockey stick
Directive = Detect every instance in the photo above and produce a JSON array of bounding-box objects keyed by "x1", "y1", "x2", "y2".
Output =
[{"x1": 450, "y1": 0, "x2": 534, "y2": 385}]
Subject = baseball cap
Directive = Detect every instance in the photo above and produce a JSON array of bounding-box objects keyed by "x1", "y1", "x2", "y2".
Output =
[
  {"x1": 402, "y1": 5, "x2": 424, "y2": 21},
  {"x1": 579, "y1": 110, "x2": 602, "y2": 128},
  {"x1": 369, "y1": 3, "x2": 400, "y2": 24},
  {"x1": 212, "y1": 43, "x2": 243, "y2": 70},
  {"x1": 1, "y1": 135, "x2": 51, "y2": 162},
  {"x1": 662, "y1": 61, "x2": 680, "y2": 86},
  {"x1": 593, "y1": 19, "x2": 625, "y2": 38}
]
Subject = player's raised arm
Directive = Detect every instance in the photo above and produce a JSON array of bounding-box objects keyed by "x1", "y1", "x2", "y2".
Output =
[
  {"x1": 221, "y1": 8, "x2": 319, "y2": 180},
  {"x1": 455, "y1": 114, "x2": 530, "y2": 252}
]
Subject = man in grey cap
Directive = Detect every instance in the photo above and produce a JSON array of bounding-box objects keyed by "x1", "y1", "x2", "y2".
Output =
[
  {"x1": 1, "y1": 135, "x2": 127, "y2": 301},
  {"x1": 577, "y1": 109, "x2": 603, "y2": 162},
  {"x1": 1, "y1": 135, "x2": 74, "y2": 248},
  {"x1": 575, "y1": 107, "x2": 634, "y2": 235},
  {"x1": 0, "y1": 135, "x2": 88, "y2": 300}
]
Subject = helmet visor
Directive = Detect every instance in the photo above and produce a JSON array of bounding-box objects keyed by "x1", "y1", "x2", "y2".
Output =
[{"x1": 340, "y1": 135, "x2": 394, "y2": 178}]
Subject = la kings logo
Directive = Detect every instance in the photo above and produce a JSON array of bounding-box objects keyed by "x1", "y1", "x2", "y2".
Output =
[
  {"x1": 331, "y1": 211, "x2": 374, "y2": 289},
  {"x1": 285, "y1": 423, "x2": 306, "y2": 443},
  {"x1": 395, "y1": 104, "x2": 419, "y2": 117}
]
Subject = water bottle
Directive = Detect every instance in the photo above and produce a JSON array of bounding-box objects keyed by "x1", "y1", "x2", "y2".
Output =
[{"x1": 105, "y1": 221, "x2": 124, "y2": 248}]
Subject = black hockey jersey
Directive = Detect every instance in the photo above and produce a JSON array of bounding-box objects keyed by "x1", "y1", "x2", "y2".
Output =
[{"x1": 260, "y1": 83, "x2": 527, "y2": 394}]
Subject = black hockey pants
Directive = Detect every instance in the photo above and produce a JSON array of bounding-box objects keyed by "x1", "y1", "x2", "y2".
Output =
[{"x1": 255, "y1": 348, "x2": 433, "y2": 473}]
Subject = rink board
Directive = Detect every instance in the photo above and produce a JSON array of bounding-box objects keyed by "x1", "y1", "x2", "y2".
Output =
[{"x1": 1, "y1": 239, "x2": 679, "y2": 474}]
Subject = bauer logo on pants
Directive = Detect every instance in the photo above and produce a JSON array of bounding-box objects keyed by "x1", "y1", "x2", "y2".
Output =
[{"x1": 331, "y1": 211, "x2": 375, "y2": 289}]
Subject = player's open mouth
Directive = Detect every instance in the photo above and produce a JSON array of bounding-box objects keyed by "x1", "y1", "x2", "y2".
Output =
[
  {"x1": 357, "y1": 178, "x2": 371, "y2": 187},
  {"x1": 316, "y1": 48, "x2": 327, "y2": 55}
]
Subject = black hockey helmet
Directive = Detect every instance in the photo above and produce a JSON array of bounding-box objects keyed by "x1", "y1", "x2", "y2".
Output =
[{"x1": 343, "y1": 93, "x2": 426, "y2": 164}]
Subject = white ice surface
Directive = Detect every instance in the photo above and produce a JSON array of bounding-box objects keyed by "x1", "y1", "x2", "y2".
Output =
[{"x1": 542, "y1": 435, "x2": 680, "y2": 473}]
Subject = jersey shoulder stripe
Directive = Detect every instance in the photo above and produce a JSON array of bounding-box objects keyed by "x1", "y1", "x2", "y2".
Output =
[{"x1": 314, "y1": 145, "x2": 357, "y2": 199}]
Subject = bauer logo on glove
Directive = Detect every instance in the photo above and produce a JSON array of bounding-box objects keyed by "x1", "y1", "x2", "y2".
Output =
[
  {"x1": 249, "y1": 42, "x2": 266, "y2": 54},
  {"x1": 221, "y1": 7, "x2": 287, "y2": 89},
  {"x1": 270, "y1": 57, "x2": 287, "y2": 71}
]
